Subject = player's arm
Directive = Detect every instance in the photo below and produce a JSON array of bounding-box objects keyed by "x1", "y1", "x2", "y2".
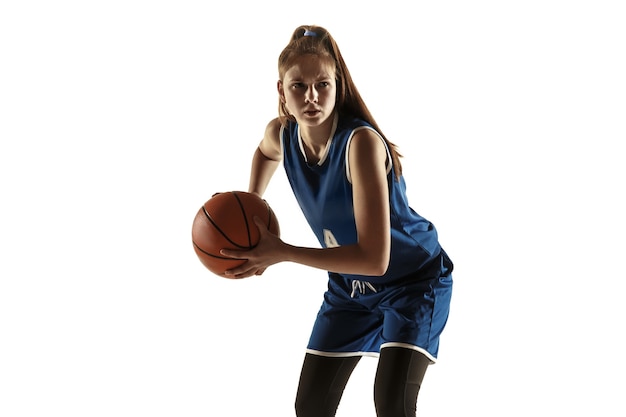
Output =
[
  {"x1": 345, "y1": 128, "x2": 392, "y2": 274},
  {"x1": 248, "y1": 118, "x2": 282, "y2": 197},
  {"x1": 223, "y1": 127, "x2": 390, "y2": 278},
  {"x1": 272, "y1": 128, "x2": 391, "y2": 276}
]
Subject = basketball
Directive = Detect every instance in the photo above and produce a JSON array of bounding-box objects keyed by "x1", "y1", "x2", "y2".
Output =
[{"x1": 191, "y1": 191, "x2": 280, "y2": 277}]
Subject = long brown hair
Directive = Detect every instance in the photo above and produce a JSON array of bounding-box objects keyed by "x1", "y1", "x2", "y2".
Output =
[{"x1": 277, "y1": 25, "x2": 403, "y2": 179}]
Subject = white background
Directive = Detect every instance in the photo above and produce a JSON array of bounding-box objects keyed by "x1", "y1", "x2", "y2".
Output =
[{"x1": 1, "y1": 1, "x2": 625, "y2": 416}]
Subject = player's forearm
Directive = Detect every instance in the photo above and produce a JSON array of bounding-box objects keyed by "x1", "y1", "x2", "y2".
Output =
[{"x1": 281, "y1": 242, "x2": 389, "y2": 277}]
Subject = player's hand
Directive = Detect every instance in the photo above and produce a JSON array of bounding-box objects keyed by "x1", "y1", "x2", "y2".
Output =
[{"x1": 220, "y1": 216, "x2": 283, "y2": 278}]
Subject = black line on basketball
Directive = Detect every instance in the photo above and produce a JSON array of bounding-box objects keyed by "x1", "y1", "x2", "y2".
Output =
[
  {"x1": 201, "y1": 205, "x2": 250, "y2": 249},
  {"x1": 231, "y1": 191, "x2": 253, "y2": 247},
  {"x1": 192, "y1": 241, "x2": 245, "y2": 260}
]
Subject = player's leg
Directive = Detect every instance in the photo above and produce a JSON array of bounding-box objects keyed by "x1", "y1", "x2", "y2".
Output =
[
  {"x1": 295, "y1": 353, "x2": 361, "y2": 417},
  {"x1": 373, "y1": 347, "x2": 430, "y2": 417}
]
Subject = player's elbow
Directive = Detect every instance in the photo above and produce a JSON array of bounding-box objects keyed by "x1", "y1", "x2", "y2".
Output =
[
  {"x1": 356, "y1": 238, "x2": 390, "y2": 276},
  {"x1": 363, "y1": 251, "x2": 390, "y2": 276},
  {"x1": 367, "y1": 264, "x2": 388, "y2": 277}
]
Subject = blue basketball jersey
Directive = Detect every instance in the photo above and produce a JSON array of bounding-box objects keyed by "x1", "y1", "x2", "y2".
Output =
[{"x1": 281, "y1": 115, "x2": 442, "y2": 284}]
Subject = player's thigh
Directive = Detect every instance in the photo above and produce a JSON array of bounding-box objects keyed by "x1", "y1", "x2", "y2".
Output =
[{"x1": 295, "y1": 353, "x2": 361, "y2": 417}]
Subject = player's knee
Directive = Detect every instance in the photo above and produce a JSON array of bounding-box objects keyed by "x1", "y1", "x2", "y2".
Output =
[
  {"x1": 294, "y1": 392, "x2": 310, "y2": 417},
  {"x1": 295, "y1": 393, "x2": 328, "y2": 417},
  {"x1": 296, "y1": 387, "x2": 344, "y2": 417},
  {"x1": 374, "y1": 388, "x2": 417, "y2": 417}
]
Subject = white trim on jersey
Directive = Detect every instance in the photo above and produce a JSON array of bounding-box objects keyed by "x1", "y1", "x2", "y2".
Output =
[
  {"x1": 279, "y1": 123, "x2": 285, "y2": 157},
  {"x1": 344, "y1": 126, "x2": 393, "y2": 184},
  {"x1": 296, "y1": 113, "x2": 339, "y2": 166}
]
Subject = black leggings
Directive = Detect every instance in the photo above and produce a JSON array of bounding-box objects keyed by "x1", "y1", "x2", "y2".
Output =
[{"x1": 295, "y1": 347, "x2": 430, "y2": 417}]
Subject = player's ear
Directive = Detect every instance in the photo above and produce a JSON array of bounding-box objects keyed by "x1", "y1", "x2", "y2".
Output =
[{"x1": 277, "y1": 80, "x2": 285, "y2": 103}]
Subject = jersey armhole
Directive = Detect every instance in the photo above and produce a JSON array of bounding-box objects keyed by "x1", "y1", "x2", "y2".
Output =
[
  {"x1": 279, "y1": 124, "x2": 285, "y2": 163},
  {"x1": 345, "y1": 126, "x2": 393, "y2": 184}
]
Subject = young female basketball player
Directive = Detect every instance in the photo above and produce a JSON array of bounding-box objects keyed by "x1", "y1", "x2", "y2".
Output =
[{"x1": 220, "y1": 25, "x2": 453, "y2": 417}]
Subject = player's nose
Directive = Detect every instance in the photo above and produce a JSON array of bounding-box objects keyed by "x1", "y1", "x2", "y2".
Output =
[{"x1": 304, "y1": 85, "x2": 318, "y2": 103}]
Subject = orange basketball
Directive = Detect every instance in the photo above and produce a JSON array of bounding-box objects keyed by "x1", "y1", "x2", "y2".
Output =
[{"x1": 191, "y1": 191, "x2": 280, "y2": 277}]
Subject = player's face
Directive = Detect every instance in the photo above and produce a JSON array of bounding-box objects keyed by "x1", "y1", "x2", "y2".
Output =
[{"x1": 279, "y1": 54, "x2": 337, "y2": 127}]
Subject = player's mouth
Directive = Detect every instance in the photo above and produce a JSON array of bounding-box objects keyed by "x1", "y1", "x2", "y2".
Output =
[{"x1": 303, "y1": 109, "x2": 321, "y2": 117}]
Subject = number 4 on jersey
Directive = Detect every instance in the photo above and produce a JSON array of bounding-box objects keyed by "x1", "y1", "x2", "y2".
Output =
[{"x1": 323, "y1": 229, "x2": 340, "y2": 248}]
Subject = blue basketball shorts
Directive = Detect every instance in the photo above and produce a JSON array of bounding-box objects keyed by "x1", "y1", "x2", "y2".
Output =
[{"x1": 306, "y1": 251, "x2": 453, "y2": 363}]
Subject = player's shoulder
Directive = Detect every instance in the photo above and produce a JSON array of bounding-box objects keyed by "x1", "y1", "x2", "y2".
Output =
[
  {"x1": 263, "y1": 117, "x2": 283, "y2": 136},
  {"x1": 345, "y1": 118, "x2": 384, "y2": 149},
  {"x1": 260, "y1": 118, "x2": 283, "y2": 160}
]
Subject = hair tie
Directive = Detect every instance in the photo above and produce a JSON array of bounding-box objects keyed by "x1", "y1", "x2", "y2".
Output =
[{"x1": 303, "y1": 29, "x2": 317, "y2": 37}]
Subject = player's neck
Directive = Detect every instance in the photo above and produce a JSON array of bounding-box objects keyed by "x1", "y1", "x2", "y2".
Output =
[{"x1": 299, "y1": 113, "x2": 337, "y2": 150}]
